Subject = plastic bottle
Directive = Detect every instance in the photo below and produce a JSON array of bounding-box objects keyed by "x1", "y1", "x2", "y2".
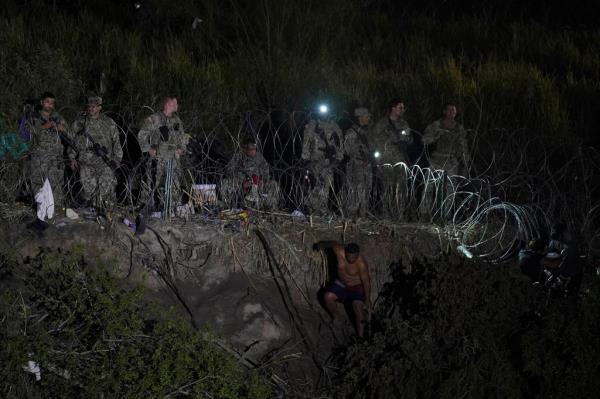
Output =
[{"x1": 457, "y1": 245, "x2": 473, "y2": 259}]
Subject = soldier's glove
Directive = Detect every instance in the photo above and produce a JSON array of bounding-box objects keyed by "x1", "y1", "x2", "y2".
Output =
[
  {"x1": 324, "y1": 146, "x2": 337, "y2": 161},
  {"x1": 159, "y1": 125, "x2": 169, "y2": 141}
]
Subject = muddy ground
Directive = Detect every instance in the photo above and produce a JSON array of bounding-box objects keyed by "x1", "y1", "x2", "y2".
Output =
[{"x1": 1, "y1": 211, "x2": 459, "y2": 390}]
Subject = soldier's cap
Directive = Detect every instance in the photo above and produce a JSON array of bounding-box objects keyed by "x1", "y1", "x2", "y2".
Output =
[
  {"x1": 86, "y1": 96, "x2": 103, "y2": 106},
  {"x1": 354, "y1": 107, "x2": 371, "y2": 117},
  {"x1": 241, "y1": 138, "x2": 257, "y2": 149}
]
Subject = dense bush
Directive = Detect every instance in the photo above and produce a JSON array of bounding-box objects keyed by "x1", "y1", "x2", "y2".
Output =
[
  {"x1": 333, "y1": 255, "x2": 600, "y2": 398},
  {"x1": 0, "y1": 249, "x2": 271, "y2": 398}
]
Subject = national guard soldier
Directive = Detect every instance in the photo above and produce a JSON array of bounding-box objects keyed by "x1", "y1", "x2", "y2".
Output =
[
  {"x1": 422, "y1": 102, "x2": 469, "y2": 176},
  {"x1": 372, "y1": 99, "x2": 414, "y2": 219},
  {"x1": 343, "y1": 107, "x2": 374, "y2": 217},
  {"x1": 221, "y1": 138, "x2": 280, "y2": 210},
  {"x1": 137, "y1": 95, "x2": 189, "y2": 216},
  {"x1": 26, "y1": 92, "x2": 69, "y2": 223},
  {"x1": 420, "y1": 102, "x2": 470, "y2": 220},
  {"x1": 300, "y1": 105, "x2": 344, "y2": 214},
  {"x1": 70, "y1": 96, "x2": 122, "y2": 210}
]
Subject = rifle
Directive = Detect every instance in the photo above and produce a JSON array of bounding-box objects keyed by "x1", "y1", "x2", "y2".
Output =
[
  {"x1": 315, "y1": 121, "x2": 340, "y2": 163},
  {"x1": 163, "y1": 157, "x2": 174, "y2": 221},
  {"x1": 45, "y1": 116, "x2": 79, "y2": 158},
  {"x1": 75, "y1": 115, "x2": 120, "y2": 170},
  {"x1": 352, "y1": 126, "x2": 375, "y2": 165}
]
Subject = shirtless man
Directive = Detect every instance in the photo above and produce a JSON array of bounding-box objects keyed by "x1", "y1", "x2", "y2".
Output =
[{"x1": 314, "y1": 241, "x2": 371, "y2": 337}]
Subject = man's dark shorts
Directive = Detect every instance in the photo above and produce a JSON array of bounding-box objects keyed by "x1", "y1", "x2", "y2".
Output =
[{"x1": 326, "y1": 279, "x2": 365, "y2": 304}]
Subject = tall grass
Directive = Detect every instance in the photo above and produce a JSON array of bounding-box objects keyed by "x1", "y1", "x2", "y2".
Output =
[{"x1": 1, "y1": 0, "x2": 599, "y2": 141}]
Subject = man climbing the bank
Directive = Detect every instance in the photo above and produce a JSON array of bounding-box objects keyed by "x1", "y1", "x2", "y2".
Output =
[{"x1": 313, "y1": 241, "x2": 372, "y2": 337}]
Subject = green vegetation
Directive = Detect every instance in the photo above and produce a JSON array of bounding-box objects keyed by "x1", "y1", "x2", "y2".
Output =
[
  {"x1": 0, "y1": 249, "x2": 271, "y2": 398},
  {"x1": 334, "y1": 255, "x2": 600, "y2": 398},
  {"x1": 1, "y1": 2, "x2": 598, "y2": 396},
  {"x1": 1, "y1": 0, "x2": 599, "y2": 141}
]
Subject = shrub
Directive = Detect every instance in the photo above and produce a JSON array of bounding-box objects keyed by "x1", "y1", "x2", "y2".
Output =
[
  {"x1": 333, "y1": 255, "x2": 600, "y2": 398},
  {"x1": 0, "y1": 248, "x2": 271, "y2": 398}
]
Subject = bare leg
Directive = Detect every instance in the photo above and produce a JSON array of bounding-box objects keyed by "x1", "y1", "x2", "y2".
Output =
[
  {"x1": 324, "y1": 291, "x2": 339, "y2": 321},
  {"x1": 352, "y1": 300, "x2": 366, "y2": 337}
]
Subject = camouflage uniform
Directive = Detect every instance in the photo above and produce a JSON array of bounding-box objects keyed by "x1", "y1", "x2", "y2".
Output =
[
  {"x1": 301, "y1": 119, "x2": 344, "y2": 213},
  {"x1": 343, "y1": 124, "x2": 373, "y2": 216},
  {"x1": 372, "y1": 117, "x2": 412, "y2": 165},
  {"x1": 138, "y1": 112, "x2": 188, "y2": 212},
  {"x1": 71, "y1": 114, "x2": 122, "y2": 207},
  {"x1": 420, "y1": 119, "x2": 469, "y2": 220},
  {"x1": 422, "y1": 119, "x2": 469, "y2": 176},
  {"x1": 372, "y1": 117, "x2": 413, "y2": 219},
  {"x1": 221, "y1": 150, "x2": 280, "y2": 210},
  {"x1": 26, "y1": 111, "x2": 68, "y2": 209}
]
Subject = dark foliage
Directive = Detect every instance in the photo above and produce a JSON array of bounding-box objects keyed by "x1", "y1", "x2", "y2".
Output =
[
  {"x1": 333, "y1": 255, "x2": 600, "y2": 398},
  {"x1": 0, "y1": 248, "x2": 271, "y2": 398},
  {"x1": 2, "y1": 0, "x2": 600, "y2": 143}
]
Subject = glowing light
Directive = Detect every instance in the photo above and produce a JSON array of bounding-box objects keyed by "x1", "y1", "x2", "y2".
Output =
[
  {"x1": 401, "y1": 130, "x2": 407, "y2": 135},
  {"x1": 318, "y1": 104, "x2": 328, "y2": 114},
  {"x1": 457, "y1": 245, "x2": 473, "y2": 259},
  {"x1": 373, "y1": 151, "x2": 381, "y2": 159}
]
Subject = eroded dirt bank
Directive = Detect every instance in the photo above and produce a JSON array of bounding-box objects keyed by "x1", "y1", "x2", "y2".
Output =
[{"x1": 2, "y1": 213, "x2": 455, "y2": 386}]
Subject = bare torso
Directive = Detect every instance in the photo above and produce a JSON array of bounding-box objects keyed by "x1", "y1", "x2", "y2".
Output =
[{"x1": 333, "y1": 245, "x2": 366, "y2": 287}]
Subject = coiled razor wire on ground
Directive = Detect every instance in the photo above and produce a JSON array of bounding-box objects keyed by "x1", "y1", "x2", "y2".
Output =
[{"x1": 1, "y1": 104, "x2": 599, "y2": 263}]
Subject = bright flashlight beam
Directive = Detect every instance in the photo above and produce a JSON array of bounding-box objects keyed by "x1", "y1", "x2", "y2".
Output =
[
  {"x1": 318, "y1": 104, "x2": 328, "y2": 114},
  {"x1": 373, "y1": 151, "x2": 381, "y2": 159}
]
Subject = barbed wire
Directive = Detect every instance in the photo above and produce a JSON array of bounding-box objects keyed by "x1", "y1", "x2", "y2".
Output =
[{"x1": 1, "y1": 105, "x2": 598, "y2": 263}]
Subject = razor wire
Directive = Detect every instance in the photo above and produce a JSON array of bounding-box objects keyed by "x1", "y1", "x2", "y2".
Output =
[{"x1": 1, "y1": 104, "x2": 599, "y2": 262}]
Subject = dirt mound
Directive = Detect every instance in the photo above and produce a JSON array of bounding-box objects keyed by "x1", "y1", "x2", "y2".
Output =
[{"x1": 1, "y1": 212, "x2": 453, "y2": 386}]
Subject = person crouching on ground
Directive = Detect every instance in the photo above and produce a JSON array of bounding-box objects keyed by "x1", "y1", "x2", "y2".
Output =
[{"x1": 313, "y1": 240, "x2": 371, "y2": 337}]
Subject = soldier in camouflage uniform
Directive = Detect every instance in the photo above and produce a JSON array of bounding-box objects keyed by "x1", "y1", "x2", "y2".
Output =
[
  {"x1": 70, "y1": 96, "x2": 122, "y2": 209},
  {"x1": 343, "y1": 107, "x2": 374, "y2": 217},
  {"x1": 422, "y1": 103, "x2": 469, "y2": 176},
  {"x1": 301, "y1": 110, "x2": 344, "y2": 214},
  {"x1": 138, "y1": 95, "x2": 189, "y2": 214},
  {"x1": 221, "y1": 138, "x2": 280, "y2": 210},
  {"x1": 26, "y1": 92, "x2": 69, "y2": 218},
  {"x1": 371, "y1": 99, "x2": 413, "y2": 219},
  {"x1": 420, "y1": 103, "x2": 470, "y2": 220}
]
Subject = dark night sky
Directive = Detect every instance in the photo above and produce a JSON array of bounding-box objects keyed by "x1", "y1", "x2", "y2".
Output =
[{"x1": 19, "y1": 0, "x2": 600, "y2": 28}]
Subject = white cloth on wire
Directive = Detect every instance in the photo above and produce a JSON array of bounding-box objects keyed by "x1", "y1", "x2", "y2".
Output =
[{"x1": 35, "y1": 178, "x2": 55, "y2": 221}]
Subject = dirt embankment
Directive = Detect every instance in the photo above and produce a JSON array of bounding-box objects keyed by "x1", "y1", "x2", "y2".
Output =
[{"x1": 2, "y1": 213, "x2": 452, "y2": 384}]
